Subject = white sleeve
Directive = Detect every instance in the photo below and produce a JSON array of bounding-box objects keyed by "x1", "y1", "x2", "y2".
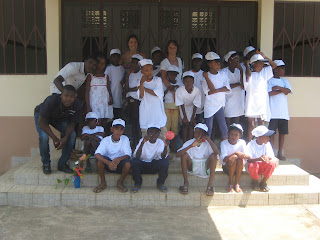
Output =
[
  {"x1": 193, "y1": 88, "x2": 202, "y2": 108},
  {"x1": 262, "y1": 66, "x2": 273, "y2": 81},
  {"x1": 284, "y1": 79, "x2": 293, "y2": 93},
  {"x1": 220, "y1": 141, "x2": 228, "y2": 165},
  {"x1": 156, "y1": 140, "x2": 166, "y2": 159},
  {"x1": 246, "y1": 141, "x2": 255, "y2": 158},
  {"x1": 222, "y1": 72, "x2": 231, "y2": 90},
  {"x1": 175, "y1": 88, "x2": 184, "y2": 106},
  {"x1": 241, "y1": 140, "x2": 252, "y2": 158},
  {"x1": 265, "y1": 142, "x2": 275, "y2": 159},
  {"x1": 122, "y1": 137, "x2": 133, "y2": 157},
  {"x1": 202, "y1": 77, "x2": 209, "y2": 95},
  {"x1": 81, "y1": 126, "x2": 88, "y2": 135},
  {"x1": 160, "y1": 59, "x2": 169, "y2": 71},
  {"x1": 177, "y1": 139, "x2": 194, "y2": 153},
  {"x1": 95, "y1": 138, "x2": 108, "y2": 156},
  {"x1": 104, "y1": 66, "x2": 111, "y2": 76},
  {"x1": 133, "y1": 139, "x2": 144, "y2": 158},
  {"x1": 153, "y1": 77, "x2": 164, "y2": 99},
  {"x1": 58, "y1": 63, "x2": 80, "y2": 80},
  {"x1": 267, "y1": 79, "x2": 273, "y2": 92}
]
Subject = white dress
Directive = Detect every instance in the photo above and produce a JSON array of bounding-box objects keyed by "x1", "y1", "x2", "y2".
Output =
[
  {"x1": 104, "y1": 65, "x2": 125, "y2": 108},
  {"x1": 89, "y1": 74, "x2": 113, "y2": 119}
]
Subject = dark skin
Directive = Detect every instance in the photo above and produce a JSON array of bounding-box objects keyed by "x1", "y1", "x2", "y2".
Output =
[
  {"x1": 192, "y1": 58, "x2": 202, "y2": 72},
  {"x1": 180, "y1": 76, "x2": 197, "y2": 143},
  {"x1": 152, "y1": 51, "x2": 163, "y2": 66},
  {"x1": 53, "y1": 58, "x2": 97, "y2": 93},
  {"x1": 139, "y1": 64, "x2": 157, "y2": 99},
  {"x1": 176, "y1": 128, "x2": 219, "y2": 189},
  {"x1": 38, "y1": 90, "x2": 77, "y2": 150},
  {"x1": 94, "y1": 125, "x2": 131, "y2": 192},
  {"x1": 124, "y1": 58, "x2": 141, "y2": 95}
]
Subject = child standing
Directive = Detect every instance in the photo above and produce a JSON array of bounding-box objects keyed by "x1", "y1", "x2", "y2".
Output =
[
  {"x1": 244, "y1": 53, "x2": 277, "y2": 141},
  {"x1": 151, "y1": 46, "x2": 163, "y2": 77},
  {"x1": 190, "y1": 53, "x2": 205, "y2": 123},
  {"x1": 176, "y1": 123, "x2": 219, "y2": 196},
  {"x1": 131, "y1": 124, "x2": 170, "y2": 193},
  {"x1": 175, "y1": 71, "x2": 201, "y2": 143},
  {"x1": 94, "y1": 119, "x2": 132, "y2": 193},
  {"x1": 105, "y1": 49, "x2": 125, "y2": 119},
  {"x1": 85, "y1": 52, "x2": 113, "y2": 133},
  {"x1": 268, "y1": 60, "x2": 292, "y2": 160},
  {"x1": 246, "y1": 125, "x2": 276, "y2": 192},
  {"x1": 202, "y1": 52, "x2": 231, "y2": 140},
  {"x1": 220, "y1": 124, "x2": 251, "y2": 193}
]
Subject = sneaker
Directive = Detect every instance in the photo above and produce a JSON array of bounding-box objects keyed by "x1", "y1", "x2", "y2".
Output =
[
  {"x1": 43, "y1": 164, "x2": 51, "y2": 174},
  {"x1": 57, "y1": 164, "x2": 73, "y2": 173}
]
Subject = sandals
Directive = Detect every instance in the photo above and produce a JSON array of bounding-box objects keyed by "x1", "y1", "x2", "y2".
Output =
[
  {"x1": 259, "y1": 181, "x2": 270, "y2": 192},
  {"x1": 157, "y1": 185, "x2": 168, "y2": 193},
  {"x1": 179, "y1": 185, "x2": 188, "y2": 194},
  {"x1": 206, "y1": 186, "x2": 214, "y2": 196},
  {"x1": 234, "y1": 184, "x2": 242, "y2": 193},
  {"x1": 251, "y1": 180, "x2": 259, "y2": 190},
  {"x1": 93, "y1": 185, "x2": 107, "y2": 193},
  {"x1": 131, "y1": 186, "x2": 141, "y2": 193},
  {"x1": 227, "y1": 185, "x2": 235, "y2": 193}
]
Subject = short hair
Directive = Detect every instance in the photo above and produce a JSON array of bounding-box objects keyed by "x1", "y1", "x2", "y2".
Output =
[
  {"x1": 164, "y1": 40, "x2": 180, "y2": 56},
  {"x1": 62, "y1": 85, "x2": 77, "y2": 94},
  {"x1": 85, "y1": 54, "x2": 98, "y2": 62},
  {"x1": 228, "y1": 126, "x2": 243, "y2": 136},
  {"x1": 127, "y1": 34, "x2": 140, "y2": 48},
  {"x1": 94, "y1": 51, "x2": 106, "y2": 60}
]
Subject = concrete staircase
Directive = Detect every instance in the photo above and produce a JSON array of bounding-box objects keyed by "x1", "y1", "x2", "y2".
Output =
[{"x1": 1, "y1": 148, "x2": 320, "y2": 207}]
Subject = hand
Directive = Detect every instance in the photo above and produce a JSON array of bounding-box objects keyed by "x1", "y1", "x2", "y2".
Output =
[
  {"x1": 143, "y1": 135, "x2": 150, "y2": 143},
  {"x1": 108, "y1": 161, "x2": 117, "y2": 171},
  {"x1": 141, "y1": 75, "x2": 147, "y2": 83},
  {"x1": 82, "y1": 133, "x2": 89, "y2": 140},
  {"x1": 191, "y1": 137, "x2": 202, "y2": 147},
  {"x1": 53, "y1": 139, "x2": 60, "y2": 149},
  {"x1": 244, "y1": 60, "x2": 249, "y2": 66},
  {"x1": 112, "y1": 157, "x2": 120, "y2": 166},
  {"x1": 272, "y1": 86, "x2": 280, "y2": 91},
  {"x1": 226, "y1": 155, "x2": 237, "y2": 166},
  {"x1": 57, "y1": 137, "x2": 67, "y2": 150},
  {"x1": 259, "y1": 51, "x2": 266, "y2": 59},
  {"x1": 182, "y1": 117, "x2": 189, "y2": 125},
  {"x1": 236, "y1": 63, "x2": 243, "y2": 71},
  {"x1": 261, "y1": 155, "x2": 270, "y2": 163},
  {"x1": 108, "y1": 96, "x2": 113, "y2": 105},
  {"x1": 203, "y1": 72, "x2": 208, "y2": 79},
  {"x1": 164, "y1": 139, "x2": 170, "y2": 147}
]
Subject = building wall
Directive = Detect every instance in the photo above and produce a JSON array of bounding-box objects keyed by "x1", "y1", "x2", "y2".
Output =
[{"x1": 0, "y1": 0, "x2": 319, "y2": 173}]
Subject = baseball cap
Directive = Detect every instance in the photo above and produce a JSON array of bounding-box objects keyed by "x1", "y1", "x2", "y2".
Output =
[
  {"x1": 205, "y1": 52, "x2": 221, "y2": 61},
  {"x1": 139, "y1": 59, "x2": 153, "y2": 67},
  {"x1": 249, "y1": 54, "x2": 269, "y2": 65},
  {"x1": 274, "y1": 60, "x2": 286, "y2": 67},
  {"x1": 243, "y1": 46, "x2": 256, "y2": 57},
  {"x1": 112, "y1": 118, "x2": 125, "y2": 128},
  {"x1": 192, "y1": 53, "x2": 203, "y2": 60},
  {"x1": 151, "y1": 46, "x2": 161, "y2": 55},
  {"x1": 147, "y1": 123, "x2": 161, "y2": 130},
  {"x1": 85, "y1": 112, "x2": 99, "y2": 120},
  {"x1": 228, "y1": 123, "x2": 243, "y2": 133},
  {"x1": 132, "y1": 54, "x2": 143, "y2": 61},
  {"x1": 224, "y1": 51, "x2": 237, "y2": 62},
  {"x1": 252, "y1": 125, "x2": 275, "y2": 138},
  {"x1": 110, "y1": 48, "x2": 121, "y2": 56},
  {"x1": 182, "y1": 71, "x2": 195, "y2": 79},
  {"x1": 194, "y1": 123, "x2": 208, "y2": 133},
  {"x1": 167, "y1": 65, "x2": 180, "y2": 73}
]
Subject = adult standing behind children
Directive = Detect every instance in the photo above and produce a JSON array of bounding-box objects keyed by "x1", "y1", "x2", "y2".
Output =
[{"x1": 34, "y1": 85, "x2": 82, "y2": 174}]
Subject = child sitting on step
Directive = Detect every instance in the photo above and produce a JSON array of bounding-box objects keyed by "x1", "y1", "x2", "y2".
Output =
[
  {"x1": 246, "y1": 125, "x2": 276, "y2": 192},
  {"x1": 220, "y1": 123, "x2": 251, "y2": 193},
  {"x1": 94, "y1": 119, "x2": 132, "y2": 193},
  {"x1": 176, "y1": 123, "x2": 219, "y2": 196}
]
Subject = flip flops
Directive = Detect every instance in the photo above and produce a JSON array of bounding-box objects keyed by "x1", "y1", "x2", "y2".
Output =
[
  {"x1": 206, "y1": 186, "x2": 214, "y2": 196},
  {"x1": 179, "y1": 185, "x2": 188, "y2": 194},
  {"x1": 93, "y1": 185, "x2": 107, "y2": 193},
  {"x1": 259, "y1": 181, "x2": 270, "y2": 192},
  {"x1": 157, "y1": 185, "x2": 168, "y2": 193}
]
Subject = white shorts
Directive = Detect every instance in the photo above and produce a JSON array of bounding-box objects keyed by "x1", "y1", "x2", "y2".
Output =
[{"x1": 187, "y1": 158, "x2": 210, "y2": 178}]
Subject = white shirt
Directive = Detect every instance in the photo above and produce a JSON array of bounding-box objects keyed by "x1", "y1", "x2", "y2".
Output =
[
  {"x1": 202, "y1": 71, "x2": 231, "y2": 118},
  {"x1": 175, "y1": 85, "x2": 202, "y2": 121},
  {"x1": 220, "y1": 139, "x2": 250, "y2": 166},
  {"x1": 81, "y1": 126, "x2": 104, "y2": 140},
  {"x1": 160, "y1": 57, "x2": 184, "y2": 82},
  {"x1": 268, "y1": 77, "x2": 292, "y2": 120},
  {"x1": 133, "y1": 138, "x2": 165, "y2": 162},
  {"x1": 244, "y1": 66, "x2": 273, "y2": 119},
  {"x1": 246, "y1": 139, "x2": 275, "y2": 161},
  {"x1": 105, "y1": 65, "x2": 125, "y2": 108},
  {"x1": 95, "y1": 135, "x2": 132, "y2": 160},
  {"x1": 153, "y1": 65, "x2": 161, "y2": 77},
  {"x1": 127, "y1": 71, "x2": 143, "y2": 100},
  {"x1": 220, "y1": 67, "x2": 245, "y2": 118},
  {"x1": 192, "y1": 70, "x2": 205, "y2": 114},
  {"x1": 163, "y1": 80, "x2": 182, "y2": 104},
  {"x1": 137, "y1": 76, "x2": 167, "y2": 129},
  {"x1": 50, "y1": 62, "x2": 87, "y2": 94},
  {"x1": 178, "y1": 138, "x2": 214, "y2": 161}
]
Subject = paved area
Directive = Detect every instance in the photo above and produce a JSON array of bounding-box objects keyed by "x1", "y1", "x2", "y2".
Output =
[{"x1": 0, "y1": 205, "x2": 320, "y2": 240}]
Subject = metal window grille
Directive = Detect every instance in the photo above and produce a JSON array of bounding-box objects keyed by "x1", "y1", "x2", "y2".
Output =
[
  {"x1": 81, "y1": 10, "x2": 107, "y2": 29},
  {"x1": 192, "y1": 11, "x2": 216, "y2": 30},
  {"x1": 273, "y1": 2, "x2": 320, "y2": 76},
  {"x1": 0, "y1": 0, "x2": 47, "y2": 74},
  {"x1": 161, "y1": 10, "x2": 180, "y2": 30},
  {"x1": 120, "y1": 10, "x2": 140, "y2": 29}
]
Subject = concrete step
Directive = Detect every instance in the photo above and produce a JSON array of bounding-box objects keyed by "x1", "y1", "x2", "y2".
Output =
[{"x1": 1, "y1": 175, "x2": 320, "y2": 207}]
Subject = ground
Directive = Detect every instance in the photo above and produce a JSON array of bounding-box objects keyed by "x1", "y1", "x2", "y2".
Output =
[{"x1": 0, "y1": 205, "x2": 320, "y2": 240}]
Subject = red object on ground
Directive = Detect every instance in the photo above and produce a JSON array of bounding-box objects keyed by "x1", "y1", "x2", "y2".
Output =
[{"x1": 165, "y1": 131, "x2": 175, "y2": 140}]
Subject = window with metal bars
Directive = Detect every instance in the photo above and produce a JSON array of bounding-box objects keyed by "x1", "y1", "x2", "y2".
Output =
[
  {"x1": 81, "y1": 10, "x2": 108, "y2": 29},
  {"x1": 120, "y1": 10, "x2": 140, "y2": 29},
  {"x1": 192, "y1": 11, "x2": 216, "y2": 31},
  {"x1": 161, "y1": 10, "x2": 180, "y2": 30}
]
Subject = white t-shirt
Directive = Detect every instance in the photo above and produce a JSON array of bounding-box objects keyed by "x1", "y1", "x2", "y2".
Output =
[
  {"x1": 153, "y1": 65, "x2": 161, "y2": 77},
  {"x1": 105, "y1": 64, "x2": 125, "y2": 108},
  {"x1": 246, "y1": 139, "x2": 275, "y2": 160},
  {"x1": 81, "y1": 126, "x2": 105, "y2": 140},
  {"x1": 160, "y1": 57, "x2": 184, "y2": 82},
  {"x1": 137, "y1": 76, "x2": 167, "y2": 129},
  {"x1": 175, "y1": 85, "x2": 202, "y2": 121},
  {"x1": 202, "y1": 71, "x2": 231, "y2": 118},
  {"x1": 178, "y1": 138, "x2": 214, "y2": 161},
  {"x1": 244, "y1": 66, "x2": 273, "y2": 119},
  {"x1": 133, "y1": 138, "x2": 165, "y2": 162},
  {"x1": 192, "y1": 70, "x2": 205, "y2": 114},
  {"x1": 50, "y1": 62, "x2": 87, "y2": 94},
  {"x1": 220, "y1": 67, "x2": 245, "y2": 118},
  {"x1": 127, "y1": 71, "x2": 143, "y2": 100},
  {"x1": 163, "y1": 80, "x2": 182, "y2": 104},
  {"x1": 268, "y1": 77, "x2": 292, "y2": 120},
  {"x1": 220, "y1": 139, "x2": 250, "y2": 166},
  {"x1": 95, "y1": 135, "x2": 132, "y2": 160}
]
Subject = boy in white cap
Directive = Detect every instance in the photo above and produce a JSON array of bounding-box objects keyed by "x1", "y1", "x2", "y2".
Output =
[
  {"x1": 80, "y1": 112, "x2": 105, "y2": 171},
  {"x1": 125, "y1": 54, "x2": 144, "y2": 148},
  {"x1": 220, "y1": 124, "x2": 251, "y2": 193},
  {"x1": 221, "y1": 51, "x2": 245, "y2": 126},
  {"x1": 94, "y1": 119, "x2": 132, "y2": 193},
  {"x1": 246, "y1": 125, "x2": 276, "y2": 192},
  {"x1": 190, "y1": 53, "x2": 205, "y2": 122},
  {"x1": 151, "y1": 46, "x2": 163, "y2": 77},
  {"x1": 131, "y1": 123, "x2": 170, "y2": 193},
  {"x1": 105, "y1": 49, "x2": 125, "y2": 119},
  {"x1": 202, "y1": 52, "x2": 231, "y2": 140},
  {"x1": 240, "y1": 46, "x2": 256, "y2": 71},
  {"x1": 244, "y1": 52, "x2": 277, "y2": 141},
  {"x1": 268, "y1": 60, "x2": 292, "y2": 160},
  {"x1": 176, "y1": 123, "x2": 219, "y2": 196},
  {"x1": 175, "y1": 71, "x2": 201, "y2": 143}
]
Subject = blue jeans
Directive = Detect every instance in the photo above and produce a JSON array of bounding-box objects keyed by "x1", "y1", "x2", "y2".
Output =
[
  {"x1": 204, "y1": 107, "x2": 228, "y2": 139},
  {"x1": 34, "y1": 112, "x2": 76, "y2": 168}
]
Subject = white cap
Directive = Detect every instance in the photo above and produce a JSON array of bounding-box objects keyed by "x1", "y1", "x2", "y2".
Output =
[
  {"x1": 228, "y1": 123, "x2": 243, "y2": 133},
  {"x1": 182, "y1": 71, "x2": 195, "y2": 79},
  {"x1": 194, "y1": 123, "x2": 208, "y2": 133},
  {"x1": 85, "y1": 112, "x2": 99, "y2": 120},
  {"x1": 249, "y1": 54, "x2": 269, "y2": 65},
  {"x1": 192, "y1": 53, "x2": 203, "y2": 60},
  {"x1": 167, "y1": 65, "x2": 180, "y2": 73},
  {"x1": 224, "y1": 51, "x2": 237, "y2": 62},
  {"x1": 112, "y1": 118, "x2": 125, "y2": 127},
  {"x1": 151, "y1": 46, "x2": 161, "y2": 55},
  {"x1": 243, "y1": 46, "x2": 256, "y2": 57},
  {"x1": 139, "y1": 59, "x2": 153, "y2": 67},
  {"x1": 147, "y1": 123, "x2": 160, "y2": 130},
  {"x1": 205, "y1": 52, "x2": 221, "y2": 61},
  {"x1": 274, "y1": 60, "x2": 286, "y2": 67},
  {"x1": 252, "y1": 125, "x2": 275, "y2": 138},
  {"x1": 132, "y1": 54, "x2": 143, "y2": 61},
  {"x1": 110, "y1": 49, "x2": 121, "y2": 56}
]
